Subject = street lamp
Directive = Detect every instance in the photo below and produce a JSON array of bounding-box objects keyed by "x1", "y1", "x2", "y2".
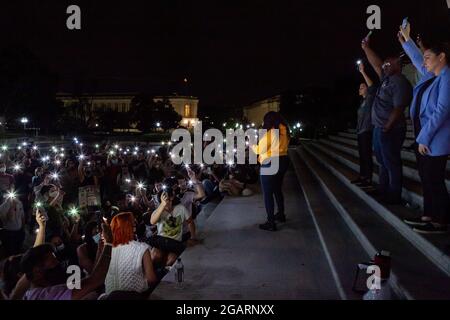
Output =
[
  {"x1": 156, "y1": 122, "x2": 161, "y2": 128},
  {"x1": 20, "y1": 117, "x2": 29, "y2": 130}
]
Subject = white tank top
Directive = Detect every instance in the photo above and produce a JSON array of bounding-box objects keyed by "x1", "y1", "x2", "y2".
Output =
[{"x1": 105, "y1": 241, "x2": 150, "y2": 294}]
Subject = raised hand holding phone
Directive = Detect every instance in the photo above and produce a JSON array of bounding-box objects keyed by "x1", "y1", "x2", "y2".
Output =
[{"x1": 399, "y1": 18, "x2": 411, "y2": 41}]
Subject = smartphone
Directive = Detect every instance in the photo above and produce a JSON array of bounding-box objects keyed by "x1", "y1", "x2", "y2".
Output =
[
  {"x1": 95, "y1": 210, "x2": 103, "y2": 226},
  {"x1": 402, "y1": 17, "x2": 408, "y2": 29}
]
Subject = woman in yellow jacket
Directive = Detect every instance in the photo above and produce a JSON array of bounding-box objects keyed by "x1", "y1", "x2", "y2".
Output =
[{"x1": 251, "y1": 112, "x2": 290, "y2": 231}]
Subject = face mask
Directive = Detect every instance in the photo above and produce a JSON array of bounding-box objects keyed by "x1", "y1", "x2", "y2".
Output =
[
  {"x1": 43, "y1": 264, "x2": 67, "y2": 286},
  {"x1": 49, "y1": 191, "x2": 58, "y2": 198},
  {"x1": 56, "y1": 243, "x2": 65, "y2": 252},
  {"x1": 92, "y1": 233, "x2": 101, "y2": 244},
  {"x1": 145, "y1": 225, "x2": 153, "y2": 239},
  {"x1": 0, "y1": 167, "x2": 6, "y2": 173},
  {"x1": 111, "y1": 159, "x2": 118, "y2": 165}
]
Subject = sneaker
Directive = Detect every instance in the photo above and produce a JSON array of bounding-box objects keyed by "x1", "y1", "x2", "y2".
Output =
[
  {"x1": 413, "y1": 223, "x2": 448, "y2": 234},
  {"x1": 259, "y1": 221, "x2": 277, "y2": 231},
  {"x1": 404, "y1": 216, "x2": 432, "y2": 226},
  {"x1": 274, "y1": 213, "x2": 286, "y2": 223},
  {"x1": 359, "y1": 180, "x2": 373, "y2": 189},
  {"x1": 351, "y1": 178, "x2": 364, "y2": 184}
]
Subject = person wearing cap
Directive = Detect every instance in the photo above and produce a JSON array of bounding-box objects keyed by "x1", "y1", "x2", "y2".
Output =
[{"x1": 361, "y1": 35, "x2": 413, "y2": 205}]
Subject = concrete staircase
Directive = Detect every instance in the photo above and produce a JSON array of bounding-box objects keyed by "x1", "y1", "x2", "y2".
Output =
[{"x1": 290, "y1": 120, "x2": 450, "y2": 299}]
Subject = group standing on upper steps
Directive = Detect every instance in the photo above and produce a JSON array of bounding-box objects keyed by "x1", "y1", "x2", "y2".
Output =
[{"x1": 353, "y1": 20, "x2": 450, "y2": 235}]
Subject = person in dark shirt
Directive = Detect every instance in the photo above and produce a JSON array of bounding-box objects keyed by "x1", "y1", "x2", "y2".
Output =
[
  {"x1": 362, "y1": 37, "x2": 413, "y2": 204},
  {"x1": 352, "y1": 62, "x2": 376, "y2": 188}
]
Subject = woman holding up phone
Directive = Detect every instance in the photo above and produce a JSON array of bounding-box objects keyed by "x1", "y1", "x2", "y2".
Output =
[{"x1": 398, "y1": 22, "x2": 450, "y2": 234}]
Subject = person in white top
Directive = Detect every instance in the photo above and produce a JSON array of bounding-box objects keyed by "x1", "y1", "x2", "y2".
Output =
[
  {"x1": 150, "y1": 188, "x2": 193, "y2": 267},
  {"x1": 0, "y1": 192, "x2": 25, "y2": 256},
  {"x1": 104, "y1": 212, "x2": 157, "y2": 296}
]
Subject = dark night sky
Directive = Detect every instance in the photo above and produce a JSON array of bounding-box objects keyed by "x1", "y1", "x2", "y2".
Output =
[{"x1": 0, "y1": 0, "x2": 448, "y2": 108}]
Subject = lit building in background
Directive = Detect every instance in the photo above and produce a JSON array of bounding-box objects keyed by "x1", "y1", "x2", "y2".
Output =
[
  {"x1": 243, "y1": 95, "x2": 281, "y2": 127},
  {"x1": 154, "y1": 95, "x2": 199, "y2": 128},
  {"x1": 56, "y1": 93, "x2": 199, "y2": 129}
]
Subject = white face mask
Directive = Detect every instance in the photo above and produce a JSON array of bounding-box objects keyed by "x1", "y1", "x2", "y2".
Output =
[
  {"x1": 56, "y1": 243, "x2": 65, "y2": 252},
  {"x1": 49, "y1": 190, "x2": 58, "y2": 198},
  {"x1": 145, "y1": 225, "x2": 153, "y2": 239},
  {"x1": 92, "y1": 233, "x2": 101, "y2": 244},
  {"x1": 0, "y1": 167, "x2": 6, "y2": 173}
]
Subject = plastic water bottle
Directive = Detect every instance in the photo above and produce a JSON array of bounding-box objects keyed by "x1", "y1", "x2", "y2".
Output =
[{"x1": 174, "y1": 258, "x2": 184, "y2": 287}]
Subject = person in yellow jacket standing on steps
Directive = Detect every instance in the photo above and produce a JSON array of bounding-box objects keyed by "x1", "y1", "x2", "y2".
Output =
[{"x1": 251, "y1": 112, "x2": 290, "y2": 231}]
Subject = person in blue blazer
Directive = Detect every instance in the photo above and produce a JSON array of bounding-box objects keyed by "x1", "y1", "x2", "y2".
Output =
[{"x1": 398, "y1": 22, "x2": 450, "y2": 234}]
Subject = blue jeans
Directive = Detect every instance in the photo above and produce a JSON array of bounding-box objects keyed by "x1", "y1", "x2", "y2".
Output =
[
  {"x1": 202, "y1": 179, "x2": 216, "y2": 197},
  {"x1": 260, "y1": 156, "x2": 290, "y2": 222},
  {"x1": 373, "y1": 126, "x2": 406, "y2": 202}
]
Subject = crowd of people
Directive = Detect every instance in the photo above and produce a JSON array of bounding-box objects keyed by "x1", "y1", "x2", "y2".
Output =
[
  {"x1": 354, "y1": 20, "x2": 450, "y2": 234},
  {"x1": 0, "y1": 138, "x2": 259, "y2": 300}
]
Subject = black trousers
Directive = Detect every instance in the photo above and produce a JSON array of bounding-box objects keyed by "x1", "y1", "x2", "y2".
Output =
[
  {"x1": 357, "y1": 131, "x2": 373, "y2": 181},
  {"x1": 416, "y1": 150, "x2": 450, "y2": 225},
  {"x1": 260, "y1": 156, "x2": 290, "y2": 222}
]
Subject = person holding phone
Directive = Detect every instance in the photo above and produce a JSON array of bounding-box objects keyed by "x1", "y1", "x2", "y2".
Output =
[
  {"x1": 398, "y1": 22, "x2": 450, "y2": 234},
  {"x1": 150, "y1": 188, "x2": 193, "y2": 266},
  {"x1": 0, "y1": 192, "x2": 25, "y2": 256},
  {"x1": 361, "y1": 34, "x2": 413, "y2": 205},
  {"x1": 352, "y1": 62, "x2": 376, "y2": 188}
]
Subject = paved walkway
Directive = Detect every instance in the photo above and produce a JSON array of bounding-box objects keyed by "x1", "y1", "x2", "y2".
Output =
[{"x1": 151, "y1": 169, "x2": 341, "y2": 300}]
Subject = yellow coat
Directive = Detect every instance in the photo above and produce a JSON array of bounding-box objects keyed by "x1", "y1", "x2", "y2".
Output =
[{"x1": 251, "y1": 124, "x2": 289, "y2": 164}]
